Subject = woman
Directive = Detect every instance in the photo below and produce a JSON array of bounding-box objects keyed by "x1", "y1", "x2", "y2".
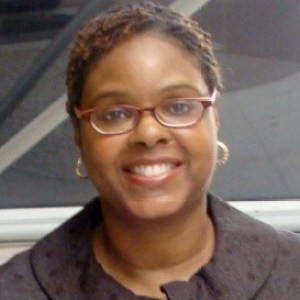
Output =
[{"x1": 1, "y1": 2, "x2": 300, "y2": 299}]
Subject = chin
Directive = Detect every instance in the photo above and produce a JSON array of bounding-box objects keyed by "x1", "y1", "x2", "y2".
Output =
[{"x1": 120, "y1": 196, "x2": 194, "y2": 222}]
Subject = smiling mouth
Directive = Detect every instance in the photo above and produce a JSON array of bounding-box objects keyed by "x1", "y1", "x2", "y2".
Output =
[{"x1": 129, "y1": 163, "x2": 178, "y2": 177}]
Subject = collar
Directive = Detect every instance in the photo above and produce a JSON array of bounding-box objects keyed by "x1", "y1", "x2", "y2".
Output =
[
  {"x1": 31, "y1": 194, "x2": 278, "y2": 299},
  {"x1": 196, "y1": 193, "x2": 278, "y2": 299}
]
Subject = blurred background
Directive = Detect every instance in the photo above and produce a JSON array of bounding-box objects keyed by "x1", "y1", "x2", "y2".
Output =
[{"x1": 1, "y1": 0, "x2": 300, "y2": 208}]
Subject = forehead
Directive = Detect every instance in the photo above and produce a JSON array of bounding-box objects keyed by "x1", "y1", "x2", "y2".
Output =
[
  {"x1": 89, "y1": 29, "x2": 201, "y2": 73},
  {"x1": 81, "y1": 31, "x2": 209, "y2": 106}
]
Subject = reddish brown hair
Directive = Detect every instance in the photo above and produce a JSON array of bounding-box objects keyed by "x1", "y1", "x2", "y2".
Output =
[{"x1": 66, "y1": 1, "x2": 222, "y2": 122}]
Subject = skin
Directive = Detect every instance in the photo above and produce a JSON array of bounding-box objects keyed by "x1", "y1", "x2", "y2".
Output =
[{"x1": 74, "y1": 31, "x2": 219, "y2": 299}]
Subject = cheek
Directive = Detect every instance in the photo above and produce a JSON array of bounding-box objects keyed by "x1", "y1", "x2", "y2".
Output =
[
  {"x1": 200, "y1": 112, "x2": 219, "y2": 159},
  {"x1": 179, "y1": 119, "x2": 218, "y2": 172},
  {"x1": 79, "y1": 131, "x2": 126, "y2": 179},
  {"x1": 192, "y1": 134, "x2": 217, "y2": 168}
]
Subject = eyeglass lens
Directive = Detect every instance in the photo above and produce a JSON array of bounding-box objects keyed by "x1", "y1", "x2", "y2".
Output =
[{"x1": 89, "y1": 98, "x2": 207, "y2": 134}]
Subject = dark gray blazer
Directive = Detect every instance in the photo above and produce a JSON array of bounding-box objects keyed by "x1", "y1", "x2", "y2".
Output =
[{"x1": 1, "y1": 194, "x2": 300, "y2": 299}]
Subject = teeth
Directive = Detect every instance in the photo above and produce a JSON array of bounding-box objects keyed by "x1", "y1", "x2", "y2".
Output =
[{"x1": 131, "y1": 164, "x2": 174, "y2": 177}]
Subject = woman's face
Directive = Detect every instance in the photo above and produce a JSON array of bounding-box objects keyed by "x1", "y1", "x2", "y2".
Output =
[{"x1": 75, "y1": 31, "x2": 219, "y2": 221}]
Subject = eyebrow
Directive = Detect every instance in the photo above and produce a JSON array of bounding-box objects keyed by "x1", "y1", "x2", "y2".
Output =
[
  {"x1": 95, "y1": 90, "x2": 130, "y2": 99},
  {"x1": 161, "y1": 84, "x2": 205, "y2": 95},
  {"x1": 95, "y1": 85, "x2": 201, "y2": 96},
  {"x1": 88, "y1": 90, "x2": 130, "y2": 106},
  {"x1": 86, "y1": 84, "x2": 207, "y2": 107}
]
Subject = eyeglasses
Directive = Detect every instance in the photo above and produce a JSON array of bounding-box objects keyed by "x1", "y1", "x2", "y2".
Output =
[{"x1": 75, "y1": 89, "x2": 217, "y2": 135}]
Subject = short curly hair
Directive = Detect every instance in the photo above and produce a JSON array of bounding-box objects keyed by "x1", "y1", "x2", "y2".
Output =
[{"x1": 66, "y1": 1, "x2": 222, "y2": 122}]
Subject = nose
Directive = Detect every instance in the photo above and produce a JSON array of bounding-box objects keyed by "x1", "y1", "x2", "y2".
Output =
[{"x1": 128, "y1": 111, "x2": 170, "y2": 148}]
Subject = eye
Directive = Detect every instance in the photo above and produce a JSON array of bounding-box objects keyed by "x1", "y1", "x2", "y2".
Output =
[
  {"x1": 95, "y1": 106, "x2": 134, "y2": 123},
  {"x1": 164, "y1": 100, "x2": 194, "y2": 115}
]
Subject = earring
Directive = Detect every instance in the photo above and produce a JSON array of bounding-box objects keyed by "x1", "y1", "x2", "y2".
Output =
[
  {"x1": 217, "y1": 141, "x2": 229, "y2": 166},
  {"x1": 75, "y1": 157, "x2": 88, "y2": 179}
]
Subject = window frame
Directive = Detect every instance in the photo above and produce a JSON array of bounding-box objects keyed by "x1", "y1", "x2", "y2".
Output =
[{"x1": 1, "y1": 200, "x2": 300, "y2": 264}]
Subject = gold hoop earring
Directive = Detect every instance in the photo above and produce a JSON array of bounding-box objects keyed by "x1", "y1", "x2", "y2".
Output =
[
  {"x1": 75, "y1": 157, "x2": 88, "y2": 179},
  {"x1": 217, "y1": 141, "x2": 229, "y2": 166}
]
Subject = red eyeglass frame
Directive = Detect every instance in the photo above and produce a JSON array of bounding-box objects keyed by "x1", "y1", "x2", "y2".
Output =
[{"x1": 74, "y1": 88, "x2": 217, "y2": 121}]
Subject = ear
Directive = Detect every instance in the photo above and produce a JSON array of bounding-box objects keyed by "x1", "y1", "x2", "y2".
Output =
[
  {"x1": 72, "y1": 120, "x2": 83, "y2": 148},
  {"x1": 213, "y1": 106, "x2": 220, "y2": 133},
  {"x1": 212, "y1": 92, "x2": 220, "y2": 133}
]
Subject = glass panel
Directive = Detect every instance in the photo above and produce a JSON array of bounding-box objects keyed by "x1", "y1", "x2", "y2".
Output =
[{"x1": 0, "y1": 0, "x2": 299, "y2": 208}]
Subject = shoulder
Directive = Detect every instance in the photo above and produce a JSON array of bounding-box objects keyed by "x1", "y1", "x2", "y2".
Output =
[
  {"x1": 269, "y1": 230, "x2": 300, "y2": 281},
  {"x1": 0, "y1": 250, "x2": 48, "y2": 300},
  {"x1": 277, "y1": 229, "x2": 300, "y2": 259},
  {"x1": 208, "y1": 193, "x2": 300, "y2": 298},
  {"x1": 0, "y1": 200, "x2": 99, "y2": 300},
  {"x1": 252, "y1": 230, "x2": 300, "y2": 298}
]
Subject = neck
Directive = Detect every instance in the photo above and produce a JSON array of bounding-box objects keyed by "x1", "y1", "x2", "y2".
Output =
[{"x1": 92, "y1": 196, "x2": 215, "y2": 298}]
